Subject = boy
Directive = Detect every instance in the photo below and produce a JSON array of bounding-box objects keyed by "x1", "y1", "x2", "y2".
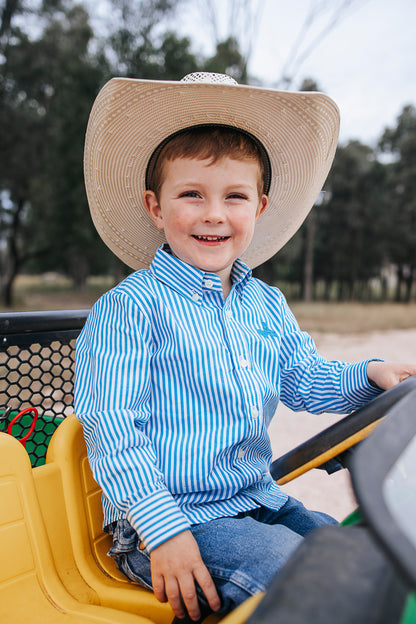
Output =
[{"x1": 75, "y1": 73, "x2": 416, "y2": 622}]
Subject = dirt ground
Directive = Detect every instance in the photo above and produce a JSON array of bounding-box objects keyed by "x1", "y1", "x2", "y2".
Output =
[{"x1": 269, "y1": 328, "x2": 416, "y2": 521}]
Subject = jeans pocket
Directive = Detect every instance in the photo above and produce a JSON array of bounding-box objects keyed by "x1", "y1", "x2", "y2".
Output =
[
  {"x1": 108, "y1": 518, "x2": 139, "y2": 555},
  {"x1": 116, "y1": 551, "x2": 153, "y2": 590},
  {"x1": 108, "y1": 519, "x2": 153, "y2": 590}
]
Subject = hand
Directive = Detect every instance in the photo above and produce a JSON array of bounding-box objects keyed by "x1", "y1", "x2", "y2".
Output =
[
  {"x1": 150, "y1": 530, "x2": 221, "y2": 621},
  {"x1": 367, "y1": 361, "x2": 416, "y2": 391}
]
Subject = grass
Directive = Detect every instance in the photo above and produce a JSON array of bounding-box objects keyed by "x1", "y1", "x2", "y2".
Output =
[
  {"x1": 0, "y1": 274, "x2": 115, "y2": 313},
  {"x1": 291, "y1": 301, "x2": 416, "y2": 334},
  {"x1": 2, "y1": 274, "x2": 416, "y2": 334}
]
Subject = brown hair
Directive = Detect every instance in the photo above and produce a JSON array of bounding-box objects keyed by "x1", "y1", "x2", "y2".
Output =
[{"x1": 146, "y1": 125, "x2": 270, "y2": 200}]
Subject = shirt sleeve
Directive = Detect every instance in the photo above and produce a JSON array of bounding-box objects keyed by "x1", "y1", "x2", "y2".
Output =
[
  {"x1": 74, "y1": 290, "x2": 190, "y2": 551},
  {"x1": 277, "y1": 295, "x2": 382, "y2": 414}
]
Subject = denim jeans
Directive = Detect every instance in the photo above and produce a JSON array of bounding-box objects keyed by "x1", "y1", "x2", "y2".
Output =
[{"x1": 108, "y1": 496, "x2": 337, "y2": 612}]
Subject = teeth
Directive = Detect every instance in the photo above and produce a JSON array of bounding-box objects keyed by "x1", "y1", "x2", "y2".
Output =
[{"x1": 196, "y1": 235, "x2": 227, "y2": 241}]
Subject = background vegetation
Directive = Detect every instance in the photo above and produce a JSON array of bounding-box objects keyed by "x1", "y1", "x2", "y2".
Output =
[{"x1": 1, "y1": 0, "x2": 415, "y2": 308}]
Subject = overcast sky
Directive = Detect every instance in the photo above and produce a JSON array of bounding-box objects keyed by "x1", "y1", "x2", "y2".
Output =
[{"x1": 175, "y1": 0, "x2": 416, "y2": 146}]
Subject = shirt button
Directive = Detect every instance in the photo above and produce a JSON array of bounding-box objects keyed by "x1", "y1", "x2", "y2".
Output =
[
  {"x1": 239, "y1": 356, "x2": 249, "y2": 368},
  {"x1": 204, "y1": 279, "x2": 214, "y2": 289},
  {"x1": 225, "y1": 310, "x2": 232, "y2": 319},
  {"x1": 251, "y1": 407, "x2": 259, "y2": 419},
  {"x1": 237, "y1": 448, "x2": 245, "y2": 459},
  {"x1": 191, "y1": 292, "x2": 200, "y2": 302}
]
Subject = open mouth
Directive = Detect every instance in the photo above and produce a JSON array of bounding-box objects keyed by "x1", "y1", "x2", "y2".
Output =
[{"x1": 193, "y1": 235, "x2": 230, "y2": 242}]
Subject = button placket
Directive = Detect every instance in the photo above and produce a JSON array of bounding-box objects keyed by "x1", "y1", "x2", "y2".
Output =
[
  {"x1": 251, "y1": 406, "x2": 259, "y2": 420},
  {"x1": 238, "y1": 355, "x2": 249, "y2": 369}
]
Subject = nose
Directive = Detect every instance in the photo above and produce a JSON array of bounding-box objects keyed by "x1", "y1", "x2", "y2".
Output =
[{"x1": 202, "y1": 199, "x2": 225, "y2": 223}]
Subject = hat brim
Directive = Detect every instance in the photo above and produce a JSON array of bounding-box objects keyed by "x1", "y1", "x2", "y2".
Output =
[{"x1": 84, "y1": 77, "x2": 340, "y2": 270}]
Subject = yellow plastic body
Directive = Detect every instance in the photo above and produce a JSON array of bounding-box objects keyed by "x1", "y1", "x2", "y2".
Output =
[
  {"x1": 0, "y1": 431, "x2": 153, "y2": 623},
  {"x1": 219, "y1": 593, "x2": 264, "y2": 624},
  {"x1": 44, "y1": 414, "x2": 174, "y2": 623}
]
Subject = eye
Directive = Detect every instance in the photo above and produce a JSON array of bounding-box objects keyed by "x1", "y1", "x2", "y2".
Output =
[
  {"x1": 179, "y1": 191, "x2": 201, "y2": 198},
  {"x1": 227, "y1": 193, "x2": 248, "y2": 200}
]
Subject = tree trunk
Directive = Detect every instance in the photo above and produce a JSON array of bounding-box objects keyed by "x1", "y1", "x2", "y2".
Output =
[
  {"x1": 302, "y1": 212, "x2": 317, "y2": 301},
  {"x1": 395, "y1": 265, "x2": 404, "y2": 302},
  {"x1": 404, "y1": 266, "x2": 414, "y2": 302},
  {"x1": 0, "y1": 198, "x2": 25, "y2": 307}
]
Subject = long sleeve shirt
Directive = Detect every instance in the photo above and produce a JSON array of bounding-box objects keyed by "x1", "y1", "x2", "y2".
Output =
[{"x1": 74, "y1": 245, "x2": 380, "y2": 551}]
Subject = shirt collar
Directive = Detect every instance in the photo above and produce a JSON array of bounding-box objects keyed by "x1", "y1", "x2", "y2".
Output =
[{"x1": 149, "y1": 245, "x2": 252, "y2": 302}]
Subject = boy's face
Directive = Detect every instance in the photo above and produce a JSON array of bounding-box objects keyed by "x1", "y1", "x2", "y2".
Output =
[{"x1": 144, "y1": 156, "x2": 268, "y2": 292}]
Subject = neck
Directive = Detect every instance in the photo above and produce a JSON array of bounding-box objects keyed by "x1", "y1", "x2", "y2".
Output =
[{"x1": 217, "y1": 268, "x2": 233, "y2": 298}]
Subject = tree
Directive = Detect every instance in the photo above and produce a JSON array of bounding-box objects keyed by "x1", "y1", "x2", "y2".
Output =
[
  {"x1": 195, "y1": 0, "x2": 264, "y2": 81},
  {"x1": 92, "y1": 0, "x2": 185, "y2": 77},
  {"x1": 0, "y1": 1, "x2": 52, "y2": 305},
  {"x1": 203, "y1": 36, "x2": 247, "y2": 82},
  {"x1": 0, "y1": 0, "x2": 195, "y2": 305},
  {"x1": 379, "y1": 105, "x2": 416, "y2": 302},
  {"x1": 314, "y1": 141, "x2": 387, "y2": 300},
  {"x1": 0, "y1": 1, "x2": 112, "y2": 304}
]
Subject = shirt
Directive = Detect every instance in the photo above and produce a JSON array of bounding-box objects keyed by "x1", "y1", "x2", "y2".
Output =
[{"x1": 75, "y1": 245, "x2": 380, "y2": 551}]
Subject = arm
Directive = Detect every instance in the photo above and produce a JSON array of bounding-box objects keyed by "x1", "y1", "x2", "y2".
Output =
[
  {"x1": 277, "y1": 296, "x2": 381, "y2": 414},
  {"x1": 75, "y1": 290, "x2": 219, "y2": 619},
  {"x1": 75, "y1": 290, "x2": 190, "y2": 550}
]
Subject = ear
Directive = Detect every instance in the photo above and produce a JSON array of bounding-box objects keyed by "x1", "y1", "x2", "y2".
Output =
[
  {"x1": 143, "y1": 190, "x2": 164, "y2": 230},
  {"x1": 256, "y1": 194, "x2": 268, "y2": 219}
]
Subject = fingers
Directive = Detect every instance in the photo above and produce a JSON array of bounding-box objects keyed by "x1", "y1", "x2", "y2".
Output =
[
  {"x1": 176, "y1": 574, "x2": 202, "y2": 621},
  {"x1": 193, "y1": 563, "x2": 222, "y2": 614},
  {"x1": 153, "y1": 563, "x2": 221, "y2": 621},
  {"x1": 152, "y1": 575, "x2": 167, "y2": 604},
  {"x1": 150, "y1": 530, "x2": 221, "y2": 621}
]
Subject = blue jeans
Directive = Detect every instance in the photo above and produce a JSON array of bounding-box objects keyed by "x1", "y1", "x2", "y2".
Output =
[{"x1": 108, "y1": 497, "x2": 337, "y2": 612}]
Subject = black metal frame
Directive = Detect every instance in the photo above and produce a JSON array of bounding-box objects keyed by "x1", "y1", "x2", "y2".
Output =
[
  {"x1": 0, "y1": 309, "x2": 89, "y2": 347},
  {"x1": 0, "y1": 309, "x2": 89, "y2": 465}
]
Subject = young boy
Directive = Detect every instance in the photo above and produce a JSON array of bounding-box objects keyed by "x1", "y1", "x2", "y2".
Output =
[{"x1": 75, "y1": 73, "x2": 416, "y2": 622}]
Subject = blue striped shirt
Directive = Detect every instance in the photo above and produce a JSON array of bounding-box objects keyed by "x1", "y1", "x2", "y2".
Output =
[{"x1": 75, "y1": 245, "x2": 380, "y2": 551}]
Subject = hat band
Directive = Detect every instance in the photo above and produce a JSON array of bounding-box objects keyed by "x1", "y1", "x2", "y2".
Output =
[{"x1": 145, "y1": 124, "x2": 272, "y2": 196}]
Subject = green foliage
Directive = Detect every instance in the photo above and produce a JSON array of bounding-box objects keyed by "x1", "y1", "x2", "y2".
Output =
[
  {"x1": 315, "y1": 142, "x2": 387, "y2": 293},
  {"x1": 203, "y1": 36, "x2": 248, "y2": 83},
  {"x1": 378, "y1": 106, "x2": 416, "y2": 301},
  {"x1": 0, "y1": 1, "x2": 113, "y2": 301}
]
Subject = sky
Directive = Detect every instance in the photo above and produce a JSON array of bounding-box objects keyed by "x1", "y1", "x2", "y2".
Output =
[{"x1": 174, "y1": 0, "x2": 416, "y2": 146}]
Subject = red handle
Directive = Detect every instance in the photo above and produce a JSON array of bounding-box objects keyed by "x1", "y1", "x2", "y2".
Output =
[{"x1": 8, "y1": 407, "x2": 38, "y2": 448}]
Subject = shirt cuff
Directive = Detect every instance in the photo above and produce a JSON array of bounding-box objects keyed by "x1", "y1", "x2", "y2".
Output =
[
  {"x1": 127, "y1": 488, "x2": 191, "y2": 551},
  {"x1": 341, "y1": 359, "x2": 384, "y2": 409}
]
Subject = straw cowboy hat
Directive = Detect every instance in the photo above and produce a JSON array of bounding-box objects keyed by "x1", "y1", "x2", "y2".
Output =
[{"x1": 84, "y1": 72, "x2": 340, "y2": 270}]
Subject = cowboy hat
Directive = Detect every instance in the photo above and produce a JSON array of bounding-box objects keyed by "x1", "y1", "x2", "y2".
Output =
[{"x1": 84, "y1": 72, "x2": 339, "y2": 270}]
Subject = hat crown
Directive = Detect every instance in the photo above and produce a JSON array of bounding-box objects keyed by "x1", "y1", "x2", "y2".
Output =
[{"x1": 180, "y1": 72, "x2": 238, "y2": 86}]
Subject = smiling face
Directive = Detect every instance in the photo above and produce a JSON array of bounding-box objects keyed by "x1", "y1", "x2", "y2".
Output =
[{"x1": 144, "y1": 156, "x2": 268, "y2": 295}]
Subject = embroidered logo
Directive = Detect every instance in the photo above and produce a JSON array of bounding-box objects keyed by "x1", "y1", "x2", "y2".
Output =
[{"x1": 256, "y1": 322, "x2": 279, "y2": 339}]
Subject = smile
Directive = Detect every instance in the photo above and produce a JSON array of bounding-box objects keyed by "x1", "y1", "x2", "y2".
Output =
[{"x1": 193, "y1": 235, "x2": 230, "y2": 241}]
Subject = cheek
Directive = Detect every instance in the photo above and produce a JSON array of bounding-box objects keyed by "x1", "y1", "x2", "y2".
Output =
[
  {"x1": 163, "y1": 211, "x2": 191, "y2": 238},
  {"x1": 235, "y1": 212, "x2": 258, "y2": 239},
  {"x1": 171, "y1": 214, "x2": 189, "y2": 232}
]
